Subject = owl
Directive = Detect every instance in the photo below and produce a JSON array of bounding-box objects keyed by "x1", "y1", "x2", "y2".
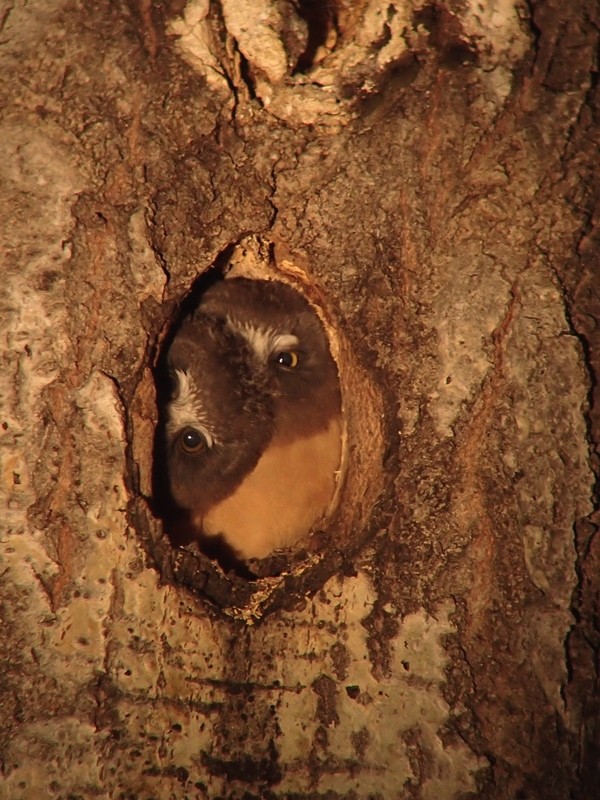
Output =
[{"x1": 163, "y1": 277, "x2": 343, "y2": 561}]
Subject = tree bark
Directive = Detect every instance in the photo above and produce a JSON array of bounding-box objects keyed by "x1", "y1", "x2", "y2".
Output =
[{"x1": 1, "y1": 1, "x2": 598, "y2": 798}]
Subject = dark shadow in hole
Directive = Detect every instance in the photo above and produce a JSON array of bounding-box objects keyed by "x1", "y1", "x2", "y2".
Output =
[
  {"x1": 197, "y1": 530, "x2": 258, "y2": 580},
  {"x1": 293, "y1": 0, "x2": 337, "y2": 74}
]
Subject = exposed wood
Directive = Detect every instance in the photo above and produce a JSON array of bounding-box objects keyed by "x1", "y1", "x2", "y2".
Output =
[{"x1": 1, "y1": 1, "x2": 598, "y2": 797}]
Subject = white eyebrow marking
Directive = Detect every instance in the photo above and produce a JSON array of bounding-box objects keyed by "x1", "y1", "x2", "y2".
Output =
[
  {"x1": 229, "y1": 320, "x2": 299, "y2": 362},
  {"x1": 271, "y1": 333, "x2": 300, "y2": 353},
  {"x1": 166, "y1": 369, "x2": 215, "y2": 447}
]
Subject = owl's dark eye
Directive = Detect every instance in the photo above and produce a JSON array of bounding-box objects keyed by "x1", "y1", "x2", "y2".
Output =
[
  {"x1": 179, "y1": 427, "x2": 207, "y2": 454},
  {"x1": 275, "y1": 350, "x2": 299, "y2": 369}
]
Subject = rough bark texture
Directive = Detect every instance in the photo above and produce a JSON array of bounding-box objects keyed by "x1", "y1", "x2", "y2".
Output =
[{"x1": 1, "y1": 1, "x2": 598, "y2": 798}]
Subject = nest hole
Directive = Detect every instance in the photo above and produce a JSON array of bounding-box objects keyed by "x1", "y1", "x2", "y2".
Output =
[{"x1": 138, "y1": 245, "x2": 386, "y2": 618}]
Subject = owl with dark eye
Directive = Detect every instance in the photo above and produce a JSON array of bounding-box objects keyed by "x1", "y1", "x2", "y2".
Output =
[
  {"x1": 163, "y1": 278, "x2": 343, "y2": 561},
  {"x1": 164, "y1": 313, "x2": 273, "y2": 534}
]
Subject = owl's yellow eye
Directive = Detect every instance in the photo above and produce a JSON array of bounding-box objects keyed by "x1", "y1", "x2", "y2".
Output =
[
  {"x1": 179, "y1": 427, "x2": 207, "y2": 454},
  {"x1": 276, "y1": 350, "x2": 299, "y2": 369}
]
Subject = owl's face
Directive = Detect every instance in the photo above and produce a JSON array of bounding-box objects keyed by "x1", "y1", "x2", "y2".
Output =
[
  {"x1": 164, "y1": 313, "x2": 273, "y2": 518},
  {"x1": 163, "y1": 278, "x2": 343, "y2": 561},
  {"x1": 199, "y1": 278, "x2": 342, "y2": 437}
]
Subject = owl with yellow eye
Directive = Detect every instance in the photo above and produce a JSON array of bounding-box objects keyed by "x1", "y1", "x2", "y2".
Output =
[{"x1": 164, "y1": 277, "x2": 343, "y2": 561}]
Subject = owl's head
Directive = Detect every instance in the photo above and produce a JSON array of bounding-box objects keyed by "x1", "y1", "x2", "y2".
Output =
[
  {"x1": 199, "y1": 278, "x2": 341, "y2": 436},
  {"x1": 161, "y1": 277, "x2": 343, "y2": 562}
]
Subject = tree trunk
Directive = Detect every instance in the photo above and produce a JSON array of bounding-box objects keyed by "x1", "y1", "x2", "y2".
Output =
[{"x1": 1, "y1": 1, "x2": 598, "y2": 798}]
